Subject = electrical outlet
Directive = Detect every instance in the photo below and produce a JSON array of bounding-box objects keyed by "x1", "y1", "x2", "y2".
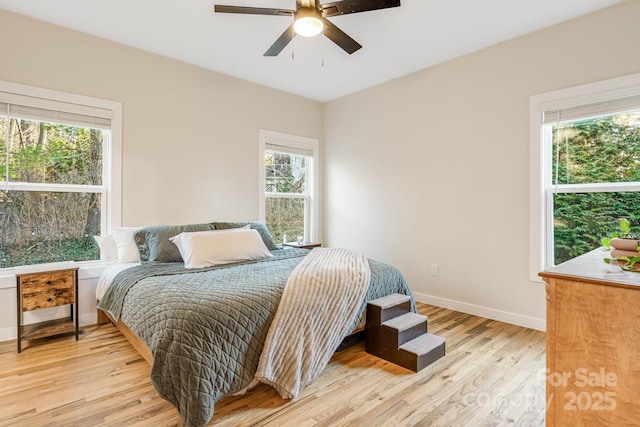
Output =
[{"x1": 431, "y1": 264, "x2": 439, "y2": 277}]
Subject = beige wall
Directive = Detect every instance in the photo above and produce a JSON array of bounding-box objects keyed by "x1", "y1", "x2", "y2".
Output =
[
  {"x1": 323, "y1": 1, "x2": 640, "y2": 329},
  {"x1": 0, "y1": 9, "x2": 323, "y2": 339},
  {"x1": 0, "y1": 9, "x2": 323, "y2": 226},
  {"x1": 1, "y1": 2, "x2": 639, "y2": 339}
]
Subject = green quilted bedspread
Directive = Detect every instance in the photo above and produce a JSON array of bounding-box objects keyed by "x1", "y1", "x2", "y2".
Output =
[{"x1": 97, "y1": 248, "x2": 414, "y2": 427}]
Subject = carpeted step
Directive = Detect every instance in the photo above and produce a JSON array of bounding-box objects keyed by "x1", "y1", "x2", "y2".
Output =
[
  {"x1": 398, "y1": 333, "x2": 446, "y2": 372},
  {"x1": 366, "y1": 293, "x2": 412, "y2": 324},
  {"x1": 382, "y1": 312, "x2": 428, "y2": 346}
]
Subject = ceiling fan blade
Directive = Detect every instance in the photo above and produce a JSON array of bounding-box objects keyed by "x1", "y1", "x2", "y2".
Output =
[
  {"x1": 322, "y1": 19, "x2": 362, "y2": 54},
  {"x1": 322, "y1": 0, "x2": 400, "y2": 17},
  {"x1": 264, "y1": 24, "x2": 296, "y2": 56},
  {"x1": 214, "y1": 5, "x2": 293, "y2": 16}
]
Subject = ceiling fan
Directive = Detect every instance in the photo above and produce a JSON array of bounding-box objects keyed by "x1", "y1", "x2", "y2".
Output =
[{"x1": 214, "y1": 0, "x2": 401, "y2": 56}]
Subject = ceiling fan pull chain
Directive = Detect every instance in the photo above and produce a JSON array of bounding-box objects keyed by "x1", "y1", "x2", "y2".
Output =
[{"x1": 291, "y1": 19, "x2": 295, "y2": 60}]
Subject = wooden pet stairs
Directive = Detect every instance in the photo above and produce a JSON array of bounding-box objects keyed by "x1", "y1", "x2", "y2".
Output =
[{"x1": 365, "y1": 293, "x2": 445, "y2": 372}]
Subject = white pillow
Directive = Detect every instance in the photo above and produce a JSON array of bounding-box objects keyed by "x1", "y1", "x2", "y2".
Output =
[
  {"x1": 112, "y1": 227, "x2": 141, "y2": 263},
  {"x1": 170, "y1": 229, "x2": 273, "y2": 269},
  {"x1": 93, "y1": 235, "x2": 118, "y2": 263}
]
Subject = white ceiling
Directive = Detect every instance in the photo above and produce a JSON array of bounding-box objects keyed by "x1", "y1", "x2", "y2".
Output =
[{"x1": 0, "y1": 0, "x2": 624, "y2": 102}]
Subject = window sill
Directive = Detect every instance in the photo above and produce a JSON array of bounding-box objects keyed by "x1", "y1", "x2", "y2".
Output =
[{"x1": 0, "y1": 260, "x2": 109, "y2": 290}]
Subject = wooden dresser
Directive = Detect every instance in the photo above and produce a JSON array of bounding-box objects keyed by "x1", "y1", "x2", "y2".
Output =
[
  {"x1": 539, "y1": 250, "x2": 640, "y2": 426},
  {"x1": 16, "y1": 267, "x2": 79, "y2": 353}
]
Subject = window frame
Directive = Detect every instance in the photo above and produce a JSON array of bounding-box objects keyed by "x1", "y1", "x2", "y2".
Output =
[
  {"x1": 0, "y1": 80, "x2": 122, "y2": 276},
  {"x1": 529, "y1": 72, "x2": 640, "y2": 281},
  {"x1": 258, "y1": 129, "x2": 319, "y2": 242}
]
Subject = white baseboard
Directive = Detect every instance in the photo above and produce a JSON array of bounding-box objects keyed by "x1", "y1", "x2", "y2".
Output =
[
  {"x1": 413, "y1": 292, "x2": 546, "y2": 332},
  {"x1": 1, "y1": 294, "x2": 545, "y2": 342},
  {"x1": 79, "y1": 312, "x2": 97, "y2": 327},
  {"x1": 0, "y1": 327, "x2": 16, "y2": 342},
  {"x1": 0, "y1": 313, "x2": 98, "y2": 343}
]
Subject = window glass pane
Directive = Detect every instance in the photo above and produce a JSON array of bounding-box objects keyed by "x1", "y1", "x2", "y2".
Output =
[
  {"x1": 0, "y1": 190, "x2": 100, "y2": 268},
  {"x1": 265, "y1": 151, "x2": 306, "y2": 194},
  {"x1": 265, "y1": 197, "x2": 305, "y2": 243},
  {"x1": 550, "y1": 112, "x2": 640, "y2": 185},
  {"x1": 553, "y1": 192, "x2": 640, "y2": 265},
  {"x1": 3, "y1": 117, "x2": 103, "y2": 185}
]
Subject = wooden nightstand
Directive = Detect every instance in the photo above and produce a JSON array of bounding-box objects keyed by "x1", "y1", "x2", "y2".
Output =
[
  {"x1": 16, "y1": 267, "x2": 79, "y2": 353},
  {"x1": 283, "y1": 241, "x2": 322, "y2": 250}
]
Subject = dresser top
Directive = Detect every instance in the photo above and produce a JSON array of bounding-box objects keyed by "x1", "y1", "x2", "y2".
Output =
[{"x1": 539, "y1": 249, "x2": 640, "y2": 289}]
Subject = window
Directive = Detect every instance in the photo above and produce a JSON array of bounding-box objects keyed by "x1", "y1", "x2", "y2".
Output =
[
  {"x1": 0, "y1": 81, "x2": 122, "y2": 270},
  {"x1": 530, "y1": 73, "x2": 640, "y2": 278},
  {"x1": 259, "y1": 130, "x2": 318, "y2": 244}
]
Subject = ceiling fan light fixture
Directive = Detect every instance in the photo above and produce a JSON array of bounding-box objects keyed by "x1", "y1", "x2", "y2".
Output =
[
  {"x1": 293, "y1": 7, "x2": 323, "y2": 37},
  {"x1": 215, "y1": 0, "x2": 402, "y2": 56}
]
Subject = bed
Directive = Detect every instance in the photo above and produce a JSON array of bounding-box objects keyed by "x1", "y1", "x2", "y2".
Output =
[{"x1": 95, "y1": 222, "x2": 415, "y2": 427}]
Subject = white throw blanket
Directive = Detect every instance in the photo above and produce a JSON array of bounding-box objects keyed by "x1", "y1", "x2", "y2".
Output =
[{"x1": 254, "y1": 247, "x2": 371, "y2": 399}]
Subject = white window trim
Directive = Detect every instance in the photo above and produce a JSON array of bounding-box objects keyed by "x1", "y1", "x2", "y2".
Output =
[
  {"x1": 0, "y1": 80, "x2": 122, "y2": 286},
  {"x1": 258, "y1": 129, "x2": 319, "y2": 242},
  {"x1": 529, "y1": 72, "x2": 640, "y2": 282}
]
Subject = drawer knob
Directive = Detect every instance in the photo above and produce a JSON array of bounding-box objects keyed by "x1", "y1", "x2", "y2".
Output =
[
  {"x1": 47, "y1": 297, "x2": 53, "y2": 302},
  {"x1": 46, "y1": 280, "x2": 51, "y2": 284}
]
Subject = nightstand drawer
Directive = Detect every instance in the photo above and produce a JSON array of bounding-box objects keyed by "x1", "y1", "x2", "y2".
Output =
[{"x1": 19, "y1": 270, "x2": 75, "y2": 311}]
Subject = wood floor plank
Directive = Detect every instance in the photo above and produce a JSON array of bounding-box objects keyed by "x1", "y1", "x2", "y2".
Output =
[{"x1": 0, "y1": 303, "x2": 546, "y2": 426}]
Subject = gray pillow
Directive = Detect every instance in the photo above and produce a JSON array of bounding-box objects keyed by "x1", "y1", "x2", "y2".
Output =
[
  {"x1": 211, "y1": 221, "x2": 279, "y2": 251},
  {"x1": 135, "y1": 223, "x2": 214, "y2": 263}
]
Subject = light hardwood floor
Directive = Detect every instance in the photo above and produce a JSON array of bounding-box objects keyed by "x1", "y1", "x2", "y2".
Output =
[{"x1": 0, "y1": 304, "x2": 546, "y2": 426}]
